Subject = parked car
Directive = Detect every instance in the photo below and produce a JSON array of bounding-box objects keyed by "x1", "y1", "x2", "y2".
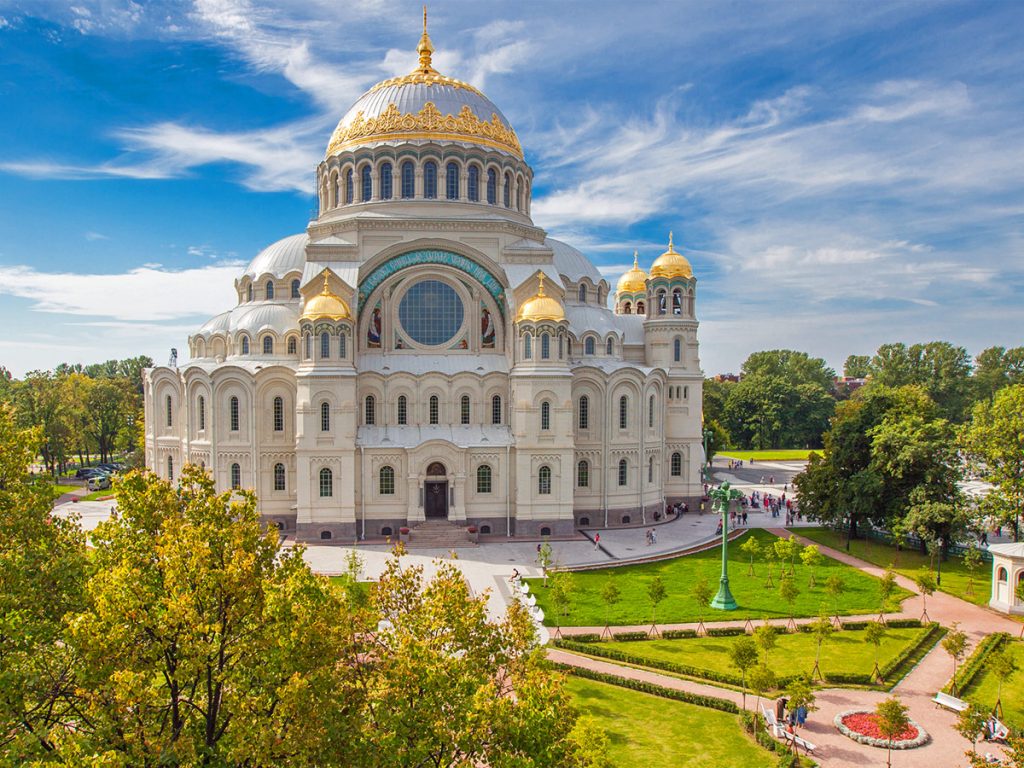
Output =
[
  {"x1": 87, "y1": 474, "x2": 111, "y2": 491},
  {"x1": 78, "y1": 468, "x2": 106, "y2": 480}
]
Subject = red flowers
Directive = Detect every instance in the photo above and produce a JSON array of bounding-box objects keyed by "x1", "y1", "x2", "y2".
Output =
[{"x1": 841, "y1": 712, "x2": 918, "y2": 742}]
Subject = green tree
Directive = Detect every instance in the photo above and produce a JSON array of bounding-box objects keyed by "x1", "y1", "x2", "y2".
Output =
[
  {"x1": 84, "y1": 376, "x2": 136, "y2": 463},
  {"x1": 754, "y1": 622, "x2": 779, "y2": 665},
  {"x1": 961, "y1": 384, "x2": 1024, "y2": 540},
  {"x1": 865, "y1": 621, "x2": 887, "y2": 682},
  {"x1": 844, "y1": 354, "x2": 871, "y2": 379},
  {"x1": 878, "y1": 569, "x2": 898, "y2": 621},
  {"x1": 0, "y1": 407, "x2": 88, "y2": 762},
  {"x1": 730, "y1": 637, "x2": 759, "y2": 709},
  {"x1": 957, "y1": 702, "x2": 989, "y2": 755},
  {"x1": 973, "y1": 346, "x2": 1024, "y2": 403},
  {"x1": 869, "y1": 341, "x2": 974, "y2": 422},
  {"x1": 809, "y1": 613, "x2": 834, "y2": 680},
  {"x1": 942, "y1": 622, "x2": 969, "y2": 696},
  {"x1": 550, "y1": 572, "x2": 575, "y2": 619},
  {"x1": 784, "y1": 675, "x2": 818, "y2": 751},
  {"x1": 537, "y1": 539, "x2": 553, "y2": 585},
  {"x1": 799, "y1": 544, "x2": 823, "y2": 586},
  {"x1": 915, "y1": 568, "x2": 937, "y2": 621},
  {"x1": 741, "y1": 536, "x2": 762, "y2": 576},
  {"x1": 962, "y1": 547, "x2": 983, "y2": 596},
  {"x1": 990, "y1": 647, "x2": 1018, "y2": 717},
  {"x1": 779, "y1": 574, "x2": 800, "y2": 630},
  {"x1": 647, "y1": 575, "x2": 667, "y2": 635},
  {"x1": 692, "y1": 575, "x2": 713, "y2": 633},
  {"x1": 601, "y1": 577, "x2": 621, "y2": 637},
  {"x1": 705, "y1": 417, "x2": 731, "y2": 461},
  {"x1": 825, "y1": 573, "x2": 846, "y2": 624},
  {"x1": 702, "y1": 377, "x2": 736, "y2": 430},
  {"x1": 748, "y1": 665, "x2": 778, "y2": 723},
  {"x1": 875, "y1": 696, "x2": 911, "y2": 768}
]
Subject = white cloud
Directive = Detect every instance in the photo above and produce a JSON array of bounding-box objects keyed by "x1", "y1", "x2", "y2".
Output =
[{"x1": 84, "y1": 230, "x2": 109, "y2": 241}]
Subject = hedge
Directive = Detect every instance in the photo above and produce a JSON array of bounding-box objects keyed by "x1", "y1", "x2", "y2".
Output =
[
  {"x1": 612, "y1": 631, "x2": 649, "y2": 641},
  {"x1": 706, "y1": 626, "x2": 748, "y2": 637},
  {"x1": 946, "y1": 632, "x2": 1010, "y2": 695},
  {"x1": 662, "y1": 628, "x2": 698, "y2": 639},
  {"x1": 555, "y1": 662, "x2": 738, "y2": 713},
  {"x1": 878, "y1": 623, "x2": 944, "y2": 683}
]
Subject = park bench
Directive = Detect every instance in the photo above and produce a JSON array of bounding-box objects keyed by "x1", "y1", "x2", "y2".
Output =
[
  {"x1": 988, "y1": 717, "x2": 1010, "y2": 742},
  {"x1": 783, "y1": 731, "x2": 817, "y2": 754},
  {"x1": 933, "y1": 692, "x2": 968, "y2": 712}
]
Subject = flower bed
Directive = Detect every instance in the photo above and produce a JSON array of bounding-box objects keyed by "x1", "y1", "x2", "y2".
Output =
[{"x1": 834, "y1": 709, "x2": 930, "y2": 749}]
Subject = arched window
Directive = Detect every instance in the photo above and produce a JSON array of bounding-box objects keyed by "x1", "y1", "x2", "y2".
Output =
[
  {"x1": 379, "y1": 465, "x2": 395, "y2": 495},
  {"x1": 503, "y1": 172, "x2": 511, "y2": 207},
  {"x1": 623, "y1": 301, "x2": 632, "y2": 314},
  {"x1": 673, "y1": 337, "x2": 681, "y2": 362},
  {"x1": 558, "y1": 334, "x2": 564, "y2": 358},
  {"x1": 380, "y1": 162, "x2": 393, "y2": 199},
  {"x1": 339, "y1": 333, "x2": 346, "y2": 358},
  {"x1": 618, "y1": 458, "x2": 628, "y2": 486},
  {"x1": 541, "y1": 332, "x2": 550, "y2": 359},
  {"x1": 320, "y1": 530, "x2": 332, "y2": 540},
  {"x1": 578, "y1": 284, "x2": 587, "y2": 303},
  {"x1": 287, "y1": 336, "x2": 297, "y2": 355},
  {"x1": 247, "y1": 284, "x2": 253, "y2": 302},
  {"x1": 618, "y1": 395, "x2": 628, "y2": 429},
  {"x1": 273, "y1": 396, "x2": 284, "y2": 432},
  {"x1": 577, "y1": 394, "x2": 591, "y2": 430},
  {"x1": 274, "y1": 462, "x2": 286, "y2": 491},
  {"x1": 263, "y1": 336, "x2": 273, "y2": 354},
  {"x1": 658, "y1": 290, "x2": 667, "y2": 315},
  {"x1": 541, "y1": 400, "x2": 551, "y2": 430},
  {"x1": 468, "y1": 164, "x2": 480, "y2": 201},
  {"x1": 320, "y1": 402, "x2": 330, "y2": 432},
  {"x1": 165, "y1": 395, "x2": 173, "y2": 427},
  {"x1": 523, "y1": 332, "x2": 532, "y2": 359},
  {"x1": 673, "y1": 288, "x2": 682, "y2": 315},
  {"x1": 486, "y1": 168, "x2": 497, "y2": 204},
  {"x1": 446, "y1": 161, "x2": 459, "y2": 199},
  {"x1": 265, "y1": 280, "x2": 275, "y2": 300},
  {"x1": 230, "y1": 396, "x2": 239, "y2": 431},
  {"x1": 606, "y1": 338, "x2": 613, "y2": 356},
  {"x1": 423, "y1": 161, "x2": 437, "y2": 198},
  {"x1": 240, "y1": 336, "x2": 249, "y2": 355},
  {"x1": 477, "y1": 464, "x2": 492, "y2": 494},
  {"x1": 320, "y1": 332, "x2": 330, "y2": 359},
  {"x1": 230, "y1": 462, "x2": 241, "y2": 490},
  {"x1": 365, "y1": 395, "x2": 375, "y2": 425},
  {"x1": 361, "y1": 164, "x2": 372, "y2": 201},
  {"x1": 577, "y1": 459, "x2": 589, "y2": 487},
  {"x1": 167, "y1": 455, "x2": 174, "y2": 482},
  {"x1": 671, "y1": 452, "x2": 682, "y2": 477},
  {"x1": 429, "y1": 395, "x2": 439, "y2": 424},
  {"x1": 460, "y1": 394, "x2": 470, "y2": 425},
  {"x1": 397, "y1": 395, "x2": 408, "y2": 425},
  {"x1": 401, "y1": 161, "x2": 415, "y2": 198},
  {"x1": 319, "y1": 467, "x2": 333, "y2": 497},
  {"x1": 997, "y1": 567, "x2": 1008, "y2": 583},
  {"x1": 584, "y1": 337, "x2": 595, "y2": 356},
  {"x1": 303, "y1": 333, "x2": 311, "y2": 360},
  {"x1": 649, "y1": 394, "x2": 655, "y2": 428},
  {"x1": 344, "y1": 168, "x2": 353, "y2": 204},
  {"x1": 491, "y1": 395, "x2": 502, "y2": 425},
  {"x1": 538, "y1": 465, "x2": 551, "y2": 494},
  {"x1": 198, "y1": 395, "x2": 205, "y2": 431},
  {"x1": 331, "y1": 173, "x2": 340, "y2": 207},
  {"x1": 636, "y1": 300, "x2": 645, "y2": 315},
  {"x1": 648, "y1": 456, "x2": 654, "y2": 482}
]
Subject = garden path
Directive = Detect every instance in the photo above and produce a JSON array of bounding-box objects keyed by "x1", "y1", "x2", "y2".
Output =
[{"x1": 551, "y1": 530, "x2": 1020, "y2": 767}]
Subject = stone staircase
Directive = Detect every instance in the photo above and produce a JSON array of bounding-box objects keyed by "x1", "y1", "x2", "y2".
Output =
[{"x1": 408, "y1": 519, "x2": 475, "y2": 549}]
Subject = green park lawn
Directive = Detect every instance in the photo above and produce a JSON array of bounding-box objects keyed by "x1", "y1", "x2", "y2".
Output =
[
  {"x1": 798, "y1": 527, "x2": 991, "y2": 607},
  {"x1": 565, "y1": 676, "x2": 773, "y2": 768},
  {"x1": 963, "y1": 639, "x2": 1024, "y2": 730},
  {"x1": 717, "y1": 449, "x2": 819, "y2": 461},
  {"x1": 601, "y1": 626, "x2": 930, "y2": 684},
  {"x1": 80, "y1": 489, "x2": 117, "y2": 501},
  {"x1": 52, "y1": 484, "x2": 80, "y2": 496},
  {"x1": 529, "y1": 529, "x2": 911, "y2": 627}
]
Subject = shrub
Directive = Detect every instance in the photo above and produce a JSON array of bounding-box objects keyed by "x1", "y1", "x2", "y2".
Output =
[
  {"x1": 706, "y1": 626, "x2": 747, "y2": 637},
  {"x1": 612, "y1": 631, "x2": 649, "y2": 642},
  {"x1": 567, "y1": 633, "x2": 602, "y2": 643},
  {"x1": 662, "y1": 628, "x2": 698, "y2": 639}
]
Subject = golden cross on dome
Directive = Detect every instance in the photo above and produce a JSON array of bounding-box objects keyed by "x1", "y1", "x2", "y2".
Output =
[
  {"x1": 417, "y1": 5, "x2": 436, "y2": 73},
  {"x1": 536, "y1": 272, "x2": 546, "y2": 296},
  {"x1": 668, "y1": 231, "x2": 675, "y2": 251},
  {"x1": 321, "y1": 270, "x2": 331, "y2": 294},
  {"x1": 633, "y1": 249, "x2": 639, "y2": 267}
]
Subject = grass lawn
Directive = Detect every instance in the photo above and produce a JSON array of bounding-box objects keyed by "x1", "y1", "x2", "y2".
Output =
[
  {"x1": 565, "y1": 676, "x2": 773, "y2": 768},
  {"x1": 798, "y1": 527, "x2": 990, "y2": 607},
  {"x1": 530, "y1": 529, "x2": 911, "y2": 626},
  {"x1": 963, "y1": 639, "x2": 1024, "y2": 730},
  {"x1": 80, "y1": 489, "x2": 117, "y2": 501},
  {"x1": 717, "y1": 449, "x2": 819, "y2": 461},
  {"x1": 602, "y1": 626, "x2": 928, "y2": 683},
  {"x1": 51, "y1": 484, "x2": 80, "y2": 496}
]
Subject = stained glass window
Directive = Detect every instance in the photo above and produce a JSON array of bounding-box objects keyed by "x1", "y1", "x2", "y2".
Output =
[{"x1": 398, "y1": 280, "x2": 464, "y2": 346}]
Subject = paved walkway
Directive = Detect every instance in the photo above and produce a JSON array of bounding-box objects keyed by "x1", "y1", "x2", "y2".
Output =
[{"x1": 552, "y1": 528, "x2": 1020, "y2": 767}]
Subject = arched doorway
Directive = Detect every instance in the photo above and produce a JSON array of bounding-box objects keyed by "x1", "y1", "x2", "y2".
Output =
[{"x1": 424, "y1": 461, "x2": 448, "y2": 519}]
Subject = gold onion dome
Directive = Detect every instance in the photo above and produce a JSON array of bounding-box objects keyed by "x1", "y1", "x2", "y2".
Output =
[
  {"x1": 325, "y1": 7, "x2": 522, "y2": 159},
  {"x1": 616, "y1": 250, "x2": 649, "y2": 293},
  {"x1": 301, "y1": 272, "x2": 351, "y2": 321},
  {"x1": 649, "y1": 232, "x2": 693, "y2": 280},
  {"x1": 517, "y1": 273, "x2": 565, "y2": 322}
]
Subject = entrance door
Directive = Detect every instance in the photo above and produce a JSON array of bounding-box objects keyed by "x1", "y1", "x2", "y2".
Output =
[{"x1": 424, "y1": 481, "x2": 449, "y2": 518}]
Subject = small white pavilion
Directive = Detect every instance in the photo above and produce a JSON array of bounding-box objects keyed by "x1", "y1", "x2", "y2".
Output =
[{"x1": 989, "y1": 542, "x2": 1024, "y2": 615}]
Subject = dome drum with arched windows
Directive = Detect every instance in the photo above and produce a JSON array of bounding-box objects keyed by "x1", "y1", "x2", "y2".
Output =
[{"x1": 149, "y1": 12, "x2": 705, "y2": 543}]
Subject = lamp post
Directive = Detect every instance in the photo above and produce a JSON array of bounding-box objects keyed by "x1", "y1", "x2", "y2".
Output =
[{"x1": 710, "y1": 480, "x2": 744, "y2": 611}]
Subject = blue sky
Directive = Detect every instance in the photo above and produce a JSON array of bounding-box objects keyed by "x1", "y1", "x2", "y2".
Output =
[{"x1": 0, "y1": 0, "x2": 1022, "y2": 376}]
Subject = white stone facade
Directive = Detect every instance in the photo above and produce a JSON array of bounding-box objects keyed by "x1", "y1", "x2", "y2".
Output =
[
  {"x1": 143, "y1": 27, "x2": 704, "y2": 541},
  {"x1": 989, "y1": 543, "x2": 1024, "y2": 615}
]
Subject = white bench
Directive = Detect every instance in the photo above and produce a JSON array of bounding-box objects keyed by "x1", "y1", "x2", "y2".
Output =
[
  {"x1": 988, "y1": 717, "x2": 1010, "y2": 741},
  {"x1": 760, "y1": 705, "x2": 785, "y2": 739},
  {"x1": 785, "y1": 731, "x2": 817, "y2": 754},
  {"x1": 933, "y1": 692, "x2": 968, "y2": 712}
]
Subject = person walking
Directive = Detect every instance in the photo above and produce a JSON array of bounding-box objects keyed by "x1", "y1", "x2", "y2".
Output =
[{"x1": 593, "y1": 532, "x2": 601, "y2": 550}]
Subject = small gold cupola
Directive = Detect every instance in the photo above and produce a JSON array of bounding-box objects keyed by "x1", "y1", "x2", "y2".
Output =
[
  {"x1": 649, "y1": 232, "x2": 693, "y2": 280},
  {"x1": 517, "y1": 273, "x2": 566, "y2": 322},
  {"x1": 300, "y1": 271, "x2": 351, "y2": 322},
  {"x1": 616, "y1": 250, "x2": 649, "y2": 294}
]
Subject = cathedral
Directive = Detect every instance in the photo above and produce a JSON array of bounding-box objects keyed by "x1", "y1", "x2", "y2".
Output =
[{"x1": 143, "y1": 16, "x2": 704, "y2": 541}]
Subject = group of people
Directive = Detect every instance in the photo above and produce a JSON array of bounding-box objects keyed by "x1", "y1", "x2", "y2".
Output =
[
  {"x1": 644, "y1": 528, "x2": 659, "y2": 546},
  {"x1": 775, "y1": 695, "x2": 808, "y2": 730},
  {"x1": 742, "y1": 490, "x2": 798, "y2": 522}
]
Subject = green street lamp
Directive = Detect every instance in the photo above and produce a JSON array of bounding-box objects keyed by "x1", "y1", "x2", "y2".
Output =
[{"x1": 710, "y1": 480, "x2": 744, "y2": 611}]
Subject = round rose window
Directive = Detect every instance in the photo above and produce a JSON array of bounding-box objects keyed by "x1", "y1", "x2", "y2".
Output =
[{"x1": 398, "y1": 280, "x2": 464, "y2": 346}]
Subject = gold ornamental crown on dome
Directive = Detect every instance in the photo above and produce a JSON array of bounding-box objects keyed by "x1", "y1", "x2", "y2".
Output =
[
  {"x1": 517, "y1": 273, "x2": 566, "y2": 323},
  {"x1": 325, "y1": 7, "x2": 523, "y2": 160},
  {"x1": 616, "y1": 250, "x2": 649, "y2": 293},
  {"x1": 649, "y1": 232, "x2": 694, "y2": 280},
  {"x1": 301, "y1": 271, "x2": 351, "y2": 321}
]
